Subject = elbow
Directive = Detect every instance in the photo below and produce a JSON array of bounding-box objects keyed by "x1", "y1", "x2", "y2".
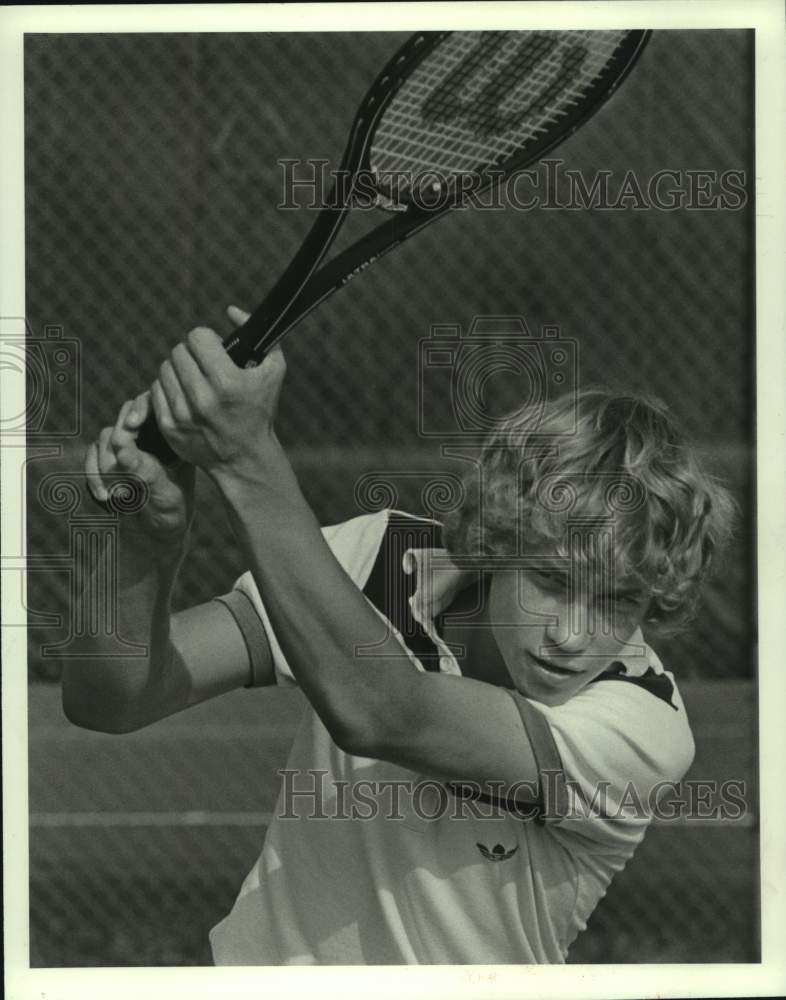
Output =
[
  {"x1": 326, "y1": 703, "x2": 402, "y2": 760},
  {"x1": 319, "y1": 676, "x2": 417, "y2": 760},
  {"x1": 62, "y1": 697, "x2": 140, "y2": 735},
  {"x1": 331, "y1": 724, "x2": 380, "y2": 759},
  {"x1": 61, "y1": 678, "x2": 145, "y2": 735}
]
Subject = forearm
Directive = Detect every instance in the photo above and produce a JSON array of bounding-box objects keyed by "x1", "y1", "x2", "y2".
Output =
[
  {"x1": 61, "y1": 528, "x2": 185, "y2": 732},
  {"x1": 211, "y1": 447, "x2": 420, "y2": 753}
]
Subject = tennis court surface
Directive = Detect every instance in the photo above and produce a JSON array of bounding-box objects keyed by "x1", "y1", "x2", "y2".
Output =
[{"x1": 29, "y1": 679, "x2": 757, "y2": 966}]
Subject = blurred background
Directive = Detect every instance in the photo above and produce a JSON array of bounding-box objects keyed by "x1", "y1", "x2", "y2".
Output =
[{"x1": 22, "y1": 31, "x2": 756, "y2": 965}]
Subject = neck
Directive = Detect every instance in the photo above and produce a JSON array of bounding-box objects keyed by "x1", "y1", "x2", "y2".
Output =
[{"x1": 438, "y1": 574, "x2": 513, "y2": 688}]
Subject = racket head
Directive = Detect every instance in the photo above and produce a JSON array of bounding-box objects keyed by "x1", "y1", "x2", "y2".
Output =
[
  {"x1": 364, "y1": 30, "x2": 651, "y2": 207},
  {"x1": 234, "y1": 29, "x2": 652, "y2": 363}
]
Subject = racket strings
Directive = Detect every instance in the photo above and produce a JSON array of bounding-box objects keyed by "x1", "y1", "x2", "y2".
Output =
[
  {"x1": 382, "y1": 35, "x2": 618, "y2": 170},
  {"x1": 383, "y1": 32, "x2": 623, "y2": 154},
  {"x1": 370, "y1": 31, "x2": 629, "y2": 196}
]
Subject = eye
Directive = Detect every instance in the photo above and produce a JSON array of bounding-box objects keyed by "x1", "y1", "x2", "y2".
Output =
[
  {"x1": 592, "y1": 593, "x2": 640, "y2": 616},
  {"x1": 611, "y1": 595, "x2": 645, "y2": 621}
]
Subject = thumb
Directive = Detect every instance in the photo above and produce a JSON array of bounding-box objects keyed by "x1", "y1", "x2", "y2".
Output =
[
  {"x1": 249, "y1": 345, "x2": 287, "y2": 411},
  {"x1": 257, "y1": 344, "x2": 287, "y2": 383}
]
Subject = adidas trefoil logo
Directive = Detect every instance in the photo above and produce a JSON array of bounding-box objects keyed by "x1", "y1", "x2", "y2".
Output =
[{"x1": 477, "y1": 842, "x2": 518, "y2": 862}]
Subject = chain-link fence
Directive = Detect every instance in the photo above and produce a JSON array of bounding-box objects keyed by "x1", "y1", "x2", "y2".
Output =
[
  {"x1": 29, "y1": 681, "x2": 757, "y2": 966},
  {"x1": 22, "y1": 29, "x2": 755, "y2": 683},
  {"x1": 20, "y1": 29, "x2": 757, "y2": 966}
]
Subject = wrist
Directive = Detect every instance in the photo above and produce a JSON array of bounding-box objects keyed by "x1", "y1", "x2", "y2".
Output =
[{"x1": 208, "y1": 437, "x2": 298, "y2": 501}]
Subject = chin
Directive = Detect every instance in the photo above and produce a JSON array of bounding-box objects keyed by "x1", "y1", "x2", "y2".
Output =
[
  {"x1": 513, "y1": 679, "x2": 570, "y2": 707},
  {"x1": 514, "y1": 672, "x2": 589, "y2": 707}
]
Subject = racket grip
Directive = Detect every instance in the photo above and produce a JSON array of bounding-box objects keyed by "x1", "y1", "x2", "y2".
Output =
[
  {"x1": 89, "y1": 320, "x2": 261, "y2": 513},
  {"x1": 87, "y1": 412, "x2": 178, "y2": 518},
  {"x1": 135, "y1": 411, "x2": 180, "y2": 465},
  {"x1": 130, "y1": 324, "x2": 257, "y2": 466},
  {"x1": 87, "y1": 409, "x2": 177, "y2": 514}
]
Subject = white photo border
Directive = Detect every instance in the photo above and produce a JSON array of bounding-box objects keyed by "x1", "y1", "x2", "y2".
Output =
[{"x1": 2, "y1": 3, "x2": 784, "y2": 998}]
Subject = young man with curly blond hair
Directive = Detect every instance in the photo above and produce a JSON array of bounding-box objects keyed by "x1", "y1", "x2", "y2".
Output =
[{"x1": 67, "y1": 311, "x2": 734, "y2": 964}]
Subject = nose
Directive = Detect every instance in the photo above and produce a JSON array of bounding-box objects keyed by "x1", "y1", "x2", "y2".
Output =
[{"x1": 543, "y1": 597, "x2": 591, "y2": 655}]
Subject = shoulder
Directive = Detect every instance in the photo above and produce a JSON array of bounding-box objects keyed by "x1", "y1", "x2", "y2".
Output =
[
  {"x1": 532, "y1": 658, "x2": 696, "y2": 789},
  {"x1": 227, "y1": 509, "x2": 440, "y2": 687},
  {"x1": 509, "y1": 653, "x2": 695, "y2": 853}
]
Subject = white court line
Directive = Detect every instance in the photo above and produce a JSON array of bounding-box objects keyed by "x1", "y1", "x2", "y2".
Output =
[
  {"x1": 28, "y1": 811, "x2": 756, "y2": 829},
  {"x1": 30, "y1": 811, "x2": 274, "y2": 828}
]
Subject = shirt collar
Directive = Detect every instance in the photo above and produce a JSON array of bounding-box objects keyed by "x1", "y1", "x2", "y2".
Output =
[
  {"x1": 402, "y1": 548, "x2": 661, "y2": 678},
  {"x1": 402, "y1": 546, "x2": 470, "y2": 628}
]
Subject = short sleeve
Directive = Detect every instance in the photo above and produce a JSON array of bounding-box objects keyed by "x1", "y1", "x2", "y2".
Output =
[
  {"x1": 230, "y1": 511, "x2": 390, "y2": 687},
  {"x1": 509, "y1": 674, "x2": 695, "y2": 856}
]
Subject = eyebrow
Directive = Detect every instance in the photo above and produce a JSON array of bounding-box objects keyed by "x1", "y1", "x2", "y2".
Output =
[
  {"x1": 560, "y1": 575, "x2": 647, "y2": 600},
  {"x1": 595, "y1": 573, "x2": 649, "y2": 596},
  {"x1": 529, "y1": 561, "x2": 648, "y2": 599},
  {"x1": 606, "y1": 587, "x2": 646, "y2": 600}
]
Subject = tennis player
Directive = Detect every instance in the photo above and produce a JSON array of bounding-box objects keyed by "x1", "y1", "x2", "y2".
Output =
[{"x1": 69, "y1": 309, "x2": 734, "y2": 964}]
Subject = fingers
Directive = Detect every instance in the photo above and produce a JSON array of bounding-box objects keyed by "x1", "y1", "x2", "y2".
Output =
[
  {"x1": 170, "y1": 341, "x2": 216, "y2": 416},
  {"x1": 85, "y1": 399, "x2": 144, "y2": 502},
  {"x1": 85, "y1": 441, "x2": 107, "y2": 502},
  {"x1": 227, "y1": 304, "x2": 251, "y2": 327},
  {"x1": 158, "y1": 358, "x2": 194, "y2": 426},
  {"x1": 111, "y1": 399, "x2": 135, "y2": 445},
  {"x1": 125, "y1": 391, "x2": 151, "y2": 430},
  {"x1": 185, "y1": 326, "x2": 234, "y2": 388},
  {"x1": 151, "y1": 378, "x2": 177, "y2": 443},
  {"x1": 97, "y1": 424, "x2": 116, "y2": 476},
  {"x1": 87, "y1": 312, "x2": 282, "y2": 501}
]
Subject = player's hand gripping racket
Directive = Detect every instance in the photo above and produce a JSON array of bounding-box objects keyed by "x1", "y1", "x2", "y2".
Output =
[{"x1": 130, "y1": 29, "x2": 651, "y2": 464}]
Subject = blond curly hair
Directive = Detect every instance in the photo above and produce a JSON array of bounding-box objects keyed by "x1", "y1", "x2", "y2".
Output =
[{"x1": 441, "y1": 389, "x2": 736, "y2": 632}]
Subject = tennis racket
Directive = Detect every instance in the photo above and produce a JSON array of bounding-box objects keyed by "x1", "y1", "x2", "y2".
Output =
[{"x1": 134, "y1": 29, "x2": 651, "y2": 463}]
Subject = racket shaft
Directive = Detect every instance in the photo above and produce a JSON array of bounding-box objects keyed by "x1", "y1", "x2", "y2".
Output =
[
  {"x1": 107, "y1": 30, "x2": 650, "y2": 469},
  {"x1": 122, "y1": 34, "x2": 448, "y2": 466}
]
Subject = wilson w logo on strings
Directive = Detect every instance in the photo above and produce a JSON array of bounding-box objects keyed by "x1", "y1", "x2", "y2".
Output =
[{"x1": 421, "y1": 34, "x2": 590, "y2": 137}]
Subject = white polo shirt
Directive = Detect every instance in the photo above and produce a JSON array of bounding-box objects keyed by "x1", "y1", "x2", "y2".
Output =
[{"x1": 209, "y1": 509, "x2": 695, "y2": 965}]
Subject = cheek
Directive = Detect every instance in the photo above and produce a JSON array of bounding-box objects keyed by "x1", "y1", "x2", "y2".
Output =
[
  {"x1": 487, "y1": 577, "x2": 531, "y2": 660},
  {"x1": 488, "y1": 575, "x2": 514, "y2": 625},
  {"x1": 487, "y1": 580, "x2": 512, "y2": 655},
  {"x1": 586, "y1": 587, "x2": 638, "y2": 627},
  {"x1": 596, "y1": 607, "x2": 647, "y2": 654},
  {"x1": 615, "y1": 601, "x2": 649, "y2": 633},
  {"x1": 490, "y1": 577, "x2": 546, "y2": 631}
]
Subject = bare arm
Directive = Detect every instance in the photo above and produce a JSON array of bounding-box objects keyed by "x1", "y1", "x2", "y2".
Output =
[
  {"x1": 60, "y1": 533, "x2": 266, "y2": 733},
  {"x1": 212, "y1": 452, "x2": 536, "y2": 789},
  {"x1": 62, "y1": 393, "x2": 273, "y2": 734},
  {"x1": 149, "y1": 318, "x2": 539, "y2": 798}
]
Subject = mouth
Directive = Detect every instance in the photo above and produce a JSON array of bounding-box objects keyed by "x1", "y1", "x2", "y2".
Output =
[{"x1": 528, "y1": 652, "x2": 583, "y2": 679}]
